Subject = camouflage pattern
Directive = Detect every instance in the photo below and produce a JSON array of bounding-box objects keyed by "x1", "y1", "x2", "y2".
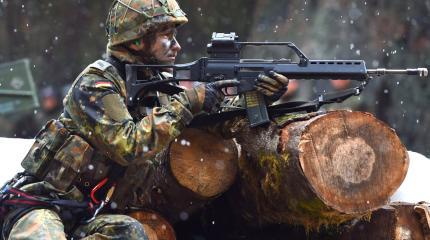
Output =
[
  {"x1": 106, "y1": 0, "x2": 188, "y2": 47},
  {"x1": 21, "y1": 119, "x2": 70, "y2": 179},
  {"x1": 8, "y1": 209, "x2": 67, "y2": 240},
  {"x1": 44, "y1": 134, "x2": 94, "y2": 192},
  {"x1": 73, "y1": 214, "x2": 148, "y2": 240},
  {"x1": 21, "y1": 120, "x2": 95, "y2": 192},
  {"x1": 7, "y1": 209, "x2": 148, "y2": 240},
  {"x1": 106, "y1": 0, "x2": 187, "y2": 64}
]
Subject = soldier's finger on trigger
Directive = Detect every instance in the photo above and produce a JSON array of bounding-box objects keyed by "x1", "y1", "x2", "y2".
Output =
[
  {"x1": 257, "y1": 74, "x2": 282, "y2": 88},
  {"x1": 214, "y1": 79, "x2": 240, "y2": 89}
]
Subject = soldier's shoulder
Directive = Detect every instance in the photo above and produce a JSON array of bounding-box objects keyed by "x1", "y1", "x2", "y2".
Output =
[
  {"x1": 79, "y1": 60, "x2": 121, "y2": 91},
  {"x1": 88, "y1": 60, "x2": 113, "y2": 72},
  {"x1": 85, "y1": 60, "x2": 117, "y2": 80}
]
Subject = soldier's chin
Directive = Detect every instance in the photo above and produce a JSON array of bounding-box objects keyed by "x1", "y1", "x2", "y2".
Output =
[{"x1": 159, "y1": 59, "x2": 175, "y2": 72}]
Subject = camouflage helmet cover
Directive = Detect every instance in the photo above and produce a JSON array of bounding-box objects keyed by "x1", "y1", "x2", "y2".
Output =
[{"x1": 106, "y1": 0, "x2": 188, "y2": 46}]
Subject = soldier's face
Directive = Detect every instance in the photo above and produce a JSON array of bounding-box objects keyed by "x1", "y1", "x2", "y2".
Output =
[{"x1": 148, "y1": 26, "x2": 181, "y2": 65}]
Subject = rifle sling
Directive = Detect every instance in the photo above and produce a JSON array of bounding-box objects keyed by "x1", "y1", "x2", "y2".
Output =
[{"x1": 189, "y1": 85, "x2": 364, "y2": 127}]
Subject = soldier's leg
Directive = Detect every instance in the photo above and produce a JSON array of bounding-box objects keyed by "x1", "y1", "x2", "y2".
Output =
[
  {"x1": 73, "y1": 214, "x2": 148, "y2": 240},
  {"x1": 7, "y1": 209, "x2": 67, "y2": 240}
]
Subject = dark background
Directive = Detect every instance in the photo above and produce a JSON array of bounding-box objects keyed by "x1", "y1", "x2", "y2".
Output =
[{"x1": 1, "y1": 0, "x2": 430, "y2": 156}]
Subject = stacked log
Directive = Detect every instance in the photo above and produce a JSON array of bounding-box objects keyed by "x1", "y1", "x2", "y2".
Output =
[
  {"x1": 128, "y1": 210, "x2": 176, "y2": 240},
  {"x1": 116, "y1": 128, "x2": 239, "y2": 223},
  {"x1": 227, "y1": 110, "x2": 409, "y2": 228},
  {"x1": 121, "y1": 110, "x2": 410, "y2": 239}
]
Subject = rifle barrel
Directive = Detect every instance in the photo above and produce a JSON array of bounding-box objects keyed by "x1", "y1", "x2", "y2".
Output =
[{"x1": 367, "y1": 68, "x2": 428, "y2": 77}]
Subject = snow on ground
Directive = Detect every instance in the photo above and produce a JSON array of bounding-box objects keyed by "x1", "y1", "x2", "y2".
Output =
[
  {"x1": 390, "y1": 151, "x2": 430, "y2": 203},
  {"x1": 0, "y1": 138, "x2": 429, "y2": 204},
  {"x1": 0, "y1": 137, "x2": 33, "y2": 185}
]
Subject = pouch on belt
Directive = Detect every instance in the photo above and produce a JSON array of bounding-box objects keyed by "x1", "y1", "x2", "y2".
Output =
[{"x1": 21, "y1": 119, "x2": 94, "y2": 191}]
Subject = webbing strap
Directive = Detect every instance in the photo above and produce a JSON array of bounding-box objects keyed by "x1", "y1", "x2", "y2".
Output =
[{"x1": 2, "y1": 188, "x2": 90, "y2": 210}]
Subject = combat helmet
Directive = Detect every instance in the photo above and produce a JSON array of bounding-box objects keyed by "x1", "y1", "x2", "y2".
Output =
[{"x1": 106, "y1": 0, "x2": 188, "y2": 46}]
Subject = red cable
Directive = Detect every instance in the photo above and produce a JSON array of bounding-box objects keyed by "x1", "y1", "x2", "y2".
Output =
[
  {"x1": 9, "y1": 188, "x2": 36, "y2": 200},
  {"x1": 90, "y1": 178, "x2": 109, "y2": 204}
]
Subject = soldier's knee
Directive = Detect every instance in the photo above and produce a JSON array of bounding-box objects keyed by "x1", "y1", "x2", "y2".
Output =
[
  {"x1": 7, "y1": 209, "x2": 67, "y2": 240},
  {"x1": 114, "y1": 214, "x2": 146, "y2": 234}
]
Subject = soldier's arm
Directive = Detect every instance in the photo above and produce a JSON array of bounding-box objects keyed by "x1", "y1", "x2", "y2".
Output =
[{"x1": 63, "y1": 72, "x2": 194, "y2": 166}]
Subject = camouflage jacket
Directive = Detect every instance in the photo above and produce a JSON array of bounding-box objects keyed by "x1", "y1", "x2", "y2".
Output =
[
  {"x1": 56, "y1": 56, "x2": 196, "y2": 193},
  {"x1": 60, "y1": 59, "x2": 194, "y2": 167}
]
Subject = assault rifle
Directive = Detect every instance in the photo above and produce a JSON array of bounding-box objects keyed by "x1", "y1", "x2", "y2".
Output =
[{"x1": 126, "y1": 32, "x2": 428, "y2": 127}]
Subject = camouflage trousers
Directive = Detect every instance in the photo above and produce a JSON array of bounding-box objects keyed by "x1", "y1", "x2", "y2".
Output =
[{"x1": 7, "y1": 209, "x2": 148, "y2": 240}]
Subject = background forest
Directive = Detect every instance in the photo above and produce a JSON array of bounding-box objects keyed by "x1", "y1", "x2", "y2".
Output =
[{"x1": 0, "y1": 0, "x2": 430, "y2": 157}]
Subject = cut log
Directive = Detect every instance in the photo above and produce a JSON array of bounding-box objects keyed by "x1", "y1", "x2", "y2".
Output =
[
  {"x1": 339, "y1": 203, "x2": 430, "y2": 240},
  {"x1": 128, "y1": 210, "x2": 176, "y2": 240},
  {"x1": 169, "y1": 128, "x2": 238, "y2": 198},
  {"x1": 228, "y1": 110, "x2": 409, "y2": 228},
  {"x1": 116, "y1": 128, "x2": 238, "y2": 223}
]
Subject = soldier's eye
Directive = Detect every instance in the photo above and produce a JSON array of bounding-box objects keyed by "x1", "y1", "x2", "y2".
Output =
[{"x1": 161, "y1": 29, "x2": 177, "y2": 40}]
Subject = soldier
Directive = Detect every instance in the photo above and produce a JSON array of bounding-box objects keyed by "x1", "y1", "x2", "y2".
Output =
[{"x1": 0, "y1": 0, "x2": 289, "y2": 239}]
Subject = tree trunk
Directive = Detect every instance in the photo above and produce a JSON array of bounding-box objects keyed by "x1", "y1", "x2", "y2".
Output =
[{"x1": 228, "y1": 110, "x2": 409, "y2": 228}]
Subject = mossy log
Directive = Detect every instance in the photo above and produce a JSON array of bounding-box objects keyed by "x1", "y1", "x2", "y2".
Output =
[
  {"x1": 117, "y1": 128, "x2": 238, "y2": 223},
  {"x1": 228, "y1": 110, "x2": 409, "y2": 228}
]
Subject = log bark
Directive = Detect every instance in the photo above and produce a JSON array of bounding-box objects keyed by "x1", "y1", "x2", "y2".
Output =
[
  {"x1": 339, "y1": 203, "x2": 430, "y2": 240},
  {"x1": 228, "y1": 110, "x2": 409, "y2": 228},
  {"x1": 119, "y1": 128, "x2": 238, "y2": 223}
]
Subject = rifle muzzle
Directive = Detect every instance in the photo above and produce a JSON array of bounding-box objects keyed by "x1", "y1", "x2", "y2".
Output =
[{"x1": 367, "y1": 68, "x2": 428, "y2": 77}]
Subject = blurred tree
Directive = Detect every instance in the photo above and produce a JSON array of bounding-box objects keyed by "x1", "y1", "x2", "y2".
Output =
[{"x1": 177, "y1": 0, "x2": 257, "y2": 62}]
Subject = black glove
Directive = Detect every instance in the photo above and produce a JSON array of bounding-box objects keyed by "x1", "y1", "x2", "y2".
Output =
[
  {"x1": 255, "y1": 71, "x2": 289, "y2": 102},
  {"x1": 185, "y1": 80, "x2": 240, "y2": 114}
]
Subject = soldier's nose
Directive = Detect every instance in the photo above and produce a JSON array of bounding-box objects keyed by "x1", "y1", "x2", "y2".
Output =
[{"x1": 171, "y1": 37, "x2": 181, "y2": 51}]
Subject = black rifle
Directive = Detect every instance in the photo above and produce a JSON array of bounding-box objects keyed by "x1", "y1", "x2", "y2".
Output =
[{"x1": 126, "y1": 32, "x2": 428, "y2": 127}]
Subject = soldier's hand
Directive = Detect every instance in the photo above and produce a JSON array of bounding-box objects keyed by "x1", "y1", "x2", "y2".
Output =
[
  {"x1": 256, "y1": 71, "x2": 289, "y2": 102},
  {"x1": 185, "y1": 79, "x2": 240, "y2": 114}
]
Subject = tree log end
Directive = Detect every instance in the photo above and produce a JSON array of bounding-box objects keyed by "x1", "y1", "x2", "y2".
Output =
[
  {"x1": 288, "y1": 111, "x2": 409, "y2": 214},
  {"x1": 169, "y1": 128, "x2": 238, "y2": 198},
  {"x1": 128, "y1": 210, "x2": 176, "y2": 240}
]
